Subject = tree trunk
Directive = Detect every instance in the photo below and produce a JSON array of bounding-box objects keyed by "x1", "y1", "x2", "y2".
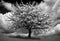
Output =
[{"x1": 28, "y1": 29, "x2": 31, "y2": 38}]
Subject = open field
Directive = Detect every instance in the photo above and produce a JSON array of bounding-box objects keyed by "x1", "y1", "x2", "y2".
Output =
[{"x1": 0, "y1": 29, "x2": 60, "y2": 41}]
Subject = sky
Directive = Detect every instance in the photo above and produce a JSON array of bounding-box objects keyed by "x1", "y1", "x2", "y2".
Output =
[
  {"x1": 0, "y1": 12, "x2": 13, "y2": 32},
  {"x1": 0, "y1": 0, "x2": 60, "y2": 36}
]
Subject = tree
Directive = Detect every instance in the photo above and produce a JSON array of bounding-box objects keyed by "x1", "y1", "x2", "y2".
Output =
[{"x1": 8, "y1": 2, "x2": 51, "y2": 38}]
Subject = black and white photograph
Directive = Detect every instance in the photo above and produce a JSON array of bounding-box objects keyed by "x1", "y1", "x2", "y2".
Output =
[{"x1": 0, "y1": 0, "x2": 60, "y2": 41}]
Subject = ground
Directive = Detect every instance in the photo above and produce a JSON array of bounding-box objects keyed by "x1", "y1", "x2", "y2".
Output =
[{"x1": 0, "y1": 29, "x2": 60, "y2": 41}]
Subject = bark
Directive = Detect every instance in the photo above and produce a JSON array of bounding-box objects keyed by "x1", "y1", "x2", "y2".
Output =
[{"x1": 28, "y1": 29, "x2": 31, "y2": 38}]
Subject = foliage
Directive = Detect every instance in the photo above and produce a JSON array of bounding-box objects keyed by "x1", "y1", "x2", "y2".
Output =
[{"x1": 8, "y1": 2, "x2": 53, "y2": 35}]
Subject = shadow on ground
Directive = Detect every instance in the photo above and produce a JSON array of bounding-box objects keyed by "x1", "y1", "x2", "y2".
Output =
[{"x1": 8, "y1": 35, "x2": 40, "y2": 40}]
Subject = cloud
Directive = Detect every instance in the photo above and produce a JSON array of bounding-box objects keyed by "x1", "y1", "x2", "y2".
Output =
[
  {"x1": 0, "y1": 1, "x2": 60, "y2": 37},
  {"x1": 0, "y1": 12, "x2": 13, "y2": 32},
  {"x1": 2, "y1": 1, "x2": 17, "y2": 12}
]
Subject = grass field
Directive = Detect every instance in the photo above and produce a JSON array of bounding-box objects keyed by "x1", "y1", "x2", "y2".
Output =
[{"x1": 0, "y1": 29, "x2": 60, "y2": 41}]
